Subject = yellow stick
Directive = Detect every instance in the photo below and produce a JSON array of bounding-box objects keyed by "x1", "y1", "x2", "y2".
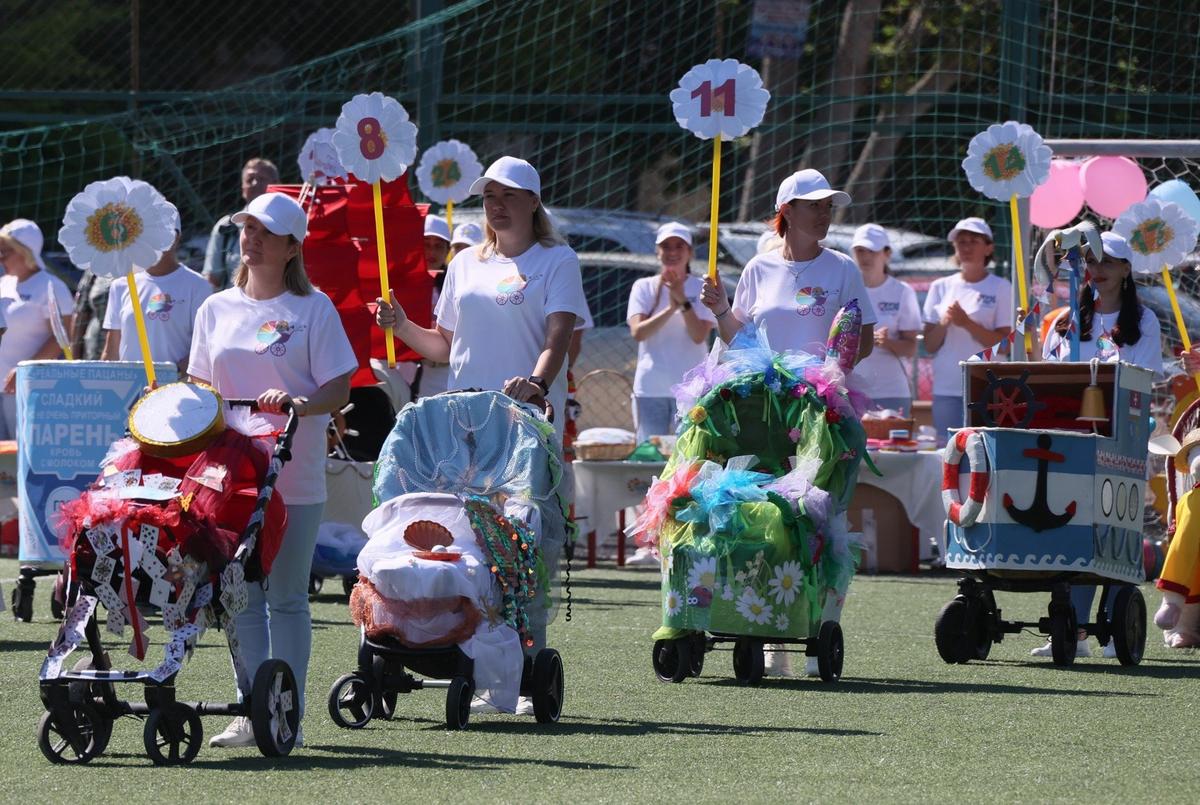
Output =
[
  {"x1": 1008, "y1": 194, "x2": 1032, "y2": 357},
  {"x1": 446, "y1": 200, "x2": 454, "y2": 232},
  {"x1": 708, "y1": 134, "x2": 722, "y2": 283},
  {"x1": 1161, "y1": 266, "x2": 1200, "y2": 393},
  {"x1": 127, "y1": 270, "x2": 156, "y2": 388},
  {"x1": 373, "y1": 180, "x2": 396, "y2": 367}
]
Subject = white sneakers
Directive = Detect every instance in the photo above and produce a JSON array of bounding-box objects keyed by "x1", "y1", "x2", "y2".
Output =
[
  {"x1": 209, "y1": 716, "x2": 303, "y2": 748},
  {"x1": 805, "y1": 656, "x2": 820, "y2": 677},
  {"x1": 763, "y1": 645, "x2": 792, "y2": 677},
  {"x1": 515, "y1": 696, "x2": 535, "y2": 716},
  {"x1": 1101, "y1": 641, "x2": 1118, "y2": 659},
  {"x1": 470, "y1": 695, "x2": 535, "y2": 715},
  {"x1": 1030, "y1": 636, "x2": 1092, "y2": 658},
  {"x1": 209, "y1": 716, "x2": 255, "y2": 748},
  {"x1": 624, "y1": 546, "x2": 659, "y2": 567}
]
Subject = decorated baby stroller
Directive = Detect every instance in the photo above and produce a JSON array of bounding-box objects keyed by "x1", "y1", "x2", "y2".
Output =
[
  {"x1": 327, "y1": 390, "x2": 570, "y2": 730},
  {"x1": 934, "y1": 359, "x2": 1152, "y2": 666},
  {"x1": 634, "y1": 314, "x2": 871, "y2": 685},
  {"x1": 37, "y1": 383, "x2": 298, "y2": 764}
]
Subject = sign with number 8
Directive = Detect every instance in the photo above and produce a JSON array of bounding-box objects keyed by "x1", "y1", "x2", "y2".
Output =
[
  {"x1": 332, "y1": 92, "x2": 418, "y2": 185},
  {"x1": 357, "y1": 117, "x2": 386, "y2": 160}
]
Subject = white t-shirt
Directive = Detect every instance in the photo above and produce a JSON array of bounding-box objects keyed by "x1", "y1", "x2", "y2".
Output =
[
  {"x1": 0, "y1": 271, "x2": 75, "y2": 380},
  {"x1": 1042, "y1": 305, "x2": 1163, "y2": 375},
  {"x1": 731, "y1": 249, "x2": 877, "y2": 356},
  {"x1": 103, "y1": 265, "x2": 212, "y2": 364},
  {"x1": 922, "y1": 272, "x2": 1013, "y2": 397},
  {"x1": 435, "y1": 242, "x2": 588, "y2": 442},
  {"x1": 188, "y1": 288, "x2": 358, "y2": 505},
  {"x1": 856, "y1": 276, "x2": 921, "y2": 401},
  {"x1": 626, "y1": 274, "x2": 716, "y2": 396}
]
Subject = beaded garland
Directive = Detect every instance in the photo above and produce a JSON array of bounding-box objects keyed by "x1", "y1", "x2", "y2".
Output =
[{"x1": 463, "y1": 496, "x2": 540, "y2": 648}]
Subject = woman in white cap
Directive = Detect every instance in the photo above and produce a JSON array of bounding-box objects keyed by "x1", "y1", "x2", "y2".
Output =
[
  {"x1": 700, "y1": 169, "x2": 876, "y2": 361},
  {"x1": 374, "y1": 156, "x2": 588, "y2": 447},
  {"x1": 851, "y1": 223, "x2": 921, "y2": 414},
  {"x1": 922, "y1": 217, "x2": 1012, "y2": 445},
  {"x1": 627, "y1": 222, "x2": 716, "y2": 441},
  {"x1": 450, "y1": 221, "x2": 484, "y2": 260},
  {"x1": 417, "y1": 215, "x2": 453, "y2": 397},
  {"x1": 101, "y1": 204, "x2": 211, "y2": 372},
  {"x1": 0, "y1": 219, "x2": 75, "y2": 440},
  {"x1": 191, "y1": 192, "x2": 357, "y2": 748},
  {"x1": 1033, "y1": 230, "x2": 1161, "y2": 661}
]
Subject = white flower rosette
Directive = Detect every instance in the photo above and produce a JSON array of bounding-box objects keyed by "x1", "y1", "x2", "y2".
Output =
[
  {"x1": 298, "y1": 127, "x2": 347, "y2": 186},
  {"x1": 1112, "y1": 198, "x2": 1200, "y2": 275},
  {"x1": 962, "y1": 121, "x2": 1053, "y2": 201},
  {"x1": 58, "y1": 177, "x2": 177, "y2": 277},
  {"x1": 415, "y1": 139, "x2": 482, "y2": 205},
  {"x1": 669, "y1": 58, "x2": 770, "y2": 140},
  {"x1": 331, "y1": 92, "x2": 418, "y2": 184}
]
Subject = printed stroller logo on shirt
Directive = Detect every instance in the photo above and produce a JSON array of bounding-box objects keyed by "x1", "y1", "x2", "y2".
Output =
[
  {"x1": 495, "y1": 272, "x2": 542, "y2": 306},
  {"x1": 254, "y1": 320, "x2": 297, "y2": 356},
  {"x1": 794, "y1": 286, "x2": 830, "y2": 316},
  {"x1": 877, "y1": 301, "x2": 900, "y2": 313},
  {"x1": 146, "y1": 292, "x2": 174, "y2": 320},
  {"x1": 977, "y1": 294, "x2": 996, "y2": 307}
]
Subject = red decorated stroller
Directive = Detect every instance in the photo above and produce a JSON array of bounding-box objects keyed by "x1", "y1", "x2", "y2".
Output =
[{"x1": 37, "y1": 383, "x2": 297, "y2": 765}]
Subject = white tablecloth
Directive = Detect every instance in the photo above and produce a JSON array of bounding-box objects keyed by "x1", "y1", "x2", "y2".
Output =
[
  {"x1": 857, "y1": 450, "x2": 945, "y2": 561},
  {"x1": 572, "y1": 460, "x2": 665, "y2": 542}
]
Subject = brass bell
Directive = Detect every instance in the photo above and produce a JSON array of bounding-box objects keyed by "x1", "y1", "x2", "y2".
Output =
[{"x1": 1077, "y1": 358, "x2": 1108, "y2": 423}]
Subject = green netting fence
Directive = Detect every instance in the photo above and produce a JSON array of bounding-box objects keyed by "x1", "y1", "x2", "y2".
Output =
[{"x1": 3, "y1": 0, "x2": 1200, "y2": 430}]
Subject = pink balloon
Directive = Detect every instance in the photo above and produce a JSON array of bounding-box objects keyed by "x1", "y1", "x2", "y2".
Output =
[
  {"x1": 1030, "y1": 160, "x2": 1084, "y2": 228},
  {"x1": 1080, "y1": 156, "x2": 1148, "y2": 218}
]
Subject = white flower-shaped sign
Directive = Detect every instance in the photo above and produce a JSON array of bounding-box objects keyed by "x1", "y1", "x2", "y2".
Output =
[
  {"x1": 962, "y1": 121, "x2": 1053, "y2": 201},
  {"x1": 298, "y1": 127, "x2": 347, "y2": 186},
  {"x1": 670, "y1": 58, "x2": 770, "y2": 140},
  {"x1": 58, "y1": 177, "x2": 177, "y2": 277},
  {"x1": 415, "y1": 139, "x2": 482, "y2": 205},
  {"x1": 331, "y1": 92, "x2": 418, "y2": 184},
  {"x1": 1112, "y1": 198, "x2": 1200, "y2": 275}
]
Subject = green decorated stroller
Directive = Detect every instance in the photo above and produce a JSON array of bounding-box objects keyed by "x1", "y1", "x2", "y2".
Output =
[{"x1": 633, "y1": 315, "x2": 871, "y2": 685}]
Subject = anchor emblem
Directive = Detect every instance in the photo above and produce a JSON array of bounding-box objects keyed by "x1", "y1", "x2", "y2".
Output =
[{"x1": 1003, "y1": 433, "x2": 1077, "y2": 532}]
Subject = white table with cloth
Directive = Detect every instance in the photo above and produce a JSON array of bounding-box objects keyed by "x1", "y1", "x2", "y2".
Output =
[{"x1": 854, "y1": 449, "x2": 946, "y2": 564}]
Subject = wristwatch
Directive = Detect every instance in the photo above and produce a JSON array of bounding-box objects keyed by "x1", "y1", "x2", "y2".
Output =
[
  {"x1": 681, "y1": 300, "x2": 693, "y2": 311},
  {"x1": 527, "y1": 375, "x2": 550, "y2": 396}
]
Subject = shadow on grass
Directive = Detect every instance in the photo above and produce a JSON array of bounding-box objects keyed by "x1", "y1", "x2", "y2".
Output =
[
  {"x1": 699, "y1": 676, "x2": 1154, "y2": 697},
  {"x1": 562, "y1": 596, "x2": 655, "y2": 611},
  {"x1": 1, "y1": 639, "x2": 57, "y2": 651},
  {"x1": 562, "y1": 575, "x2": 658, "y2": 592},
  {"x1": 986, "y1": 659, "x2": 1200, "y2": 679},
  {"x1": 410, "y1": 714, "x2": 879, "y2": 738}
]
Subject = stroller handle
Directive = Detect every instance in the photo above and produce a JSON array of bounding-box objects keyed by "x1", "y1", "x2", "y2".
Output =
[
  {"x1": 224, "y1": 398, "x2": 300, "y2": 568},
  {"x1": 436, "y1": 388, "x2": 554, "y2": 424}
]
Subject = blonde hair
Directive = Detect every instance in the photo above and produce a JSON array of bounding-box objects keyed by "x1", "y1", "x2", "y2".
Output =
[
  {"x1": 234, "y1": 236, "x2": 313, "y2": 295},
  {"x1": 0, "y1": 234, "x2": 36, "y2": 270},
  {"x1": 480, "y1": 198, "x2": 564, "y2": 259}
]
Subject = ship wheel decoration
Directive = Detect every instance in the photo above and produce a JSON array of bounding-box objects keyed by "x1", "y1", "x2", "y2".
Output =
[{"x1": 967, "y1": 369, "x2": 1045, "y2": 428}]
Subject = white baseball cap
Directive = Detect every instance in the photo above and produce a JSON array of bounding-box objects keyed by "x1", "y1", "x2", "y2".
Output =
[
  {"x1": 451, "y1": 222, "x2": 483, "y2": 247},
  {"x1": 1100, "y1": 231, "x2": 1134, "y2": 262},
  {"x1": 851, "y1": 223, "x2": 890, "y2": 252},
  {"x1": 947, "y1": 217, "x2": 994, "y2": 242},
  {"x1": 0, "y1": 218, "x2": 47, "y2": 269},
  {"x1": 424, "y1": 214, "x2": 451, "y2": 242},
  {"x1": 232, "y1": 192, "x2": 307, "y2": 241},
  {"x1": 468, "y1": 156, "x2": 541, "y2": 196},
  {"x1": 775, "y1": 169, "x2": 851, "y2": 210},
  {"x1": 655, "y1": 221, "x2": 693, "y2": 246}
]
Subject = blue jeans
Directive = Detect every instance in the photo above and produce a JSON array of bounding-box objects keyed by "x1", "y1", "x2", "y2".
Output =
[
  {"x1": 633, "y1": 396, "x2": 677, "y2": 443},
  {"x1": 870, "y1": 396, "x2": 911, "y2": 417},
  {"x1": 233, "y1": 502, "x2": 324, "y2": 720},
  {"x1": 932, "y1": 395, "x2": 963, "y2": 447},
  {"x1": 0, "y1": 393, "x2": 16, "y2": 441},
  {"x1": 1071, "y1": 585, "x2": 1111, "y2": 636}
]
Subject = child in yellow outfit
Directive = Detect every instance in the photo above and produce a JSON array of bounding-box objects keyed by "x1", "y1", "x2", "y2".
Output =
[{"x1": 1155, "y1": 431, "x2": 1200, "y2": 648}]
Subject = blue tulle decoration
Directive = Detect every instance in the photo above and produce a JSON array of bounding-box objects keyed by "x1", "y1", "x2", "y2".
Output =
[{"x1": 675, "y1": 456, "x2": 773, "y2": 536}]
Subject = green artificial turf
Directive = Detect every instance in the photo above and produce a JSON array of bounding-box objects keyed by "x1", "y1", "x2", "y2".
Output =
[{"x1": 2, "y1": 557, "x2": 1197, "y2": 803}]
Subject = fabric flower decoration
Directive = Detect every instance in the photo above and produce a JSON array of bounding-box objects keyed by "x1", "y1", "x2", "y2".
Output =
[
  {"x1": 297, "y1": 127, "x2": 347, "y2": 186},
  {"x1": 962, "y1": 121, "x2": 1052, "y2": 201},
  {"x1": 670, "y1": 58, "x2": 770, "y2": 141},
  {"x1": 735, "y1": 587, "x2": 773, "y2": 625},
  {"x1": 332, "y1": 92, "x2": 418, "y2": 184},
  {"x1": 415, "y1": 139, "x2": 483, "y2": 205},
  {"x1": 628, "y1": 461, "x2": 702, "y2": 546},
  {"x1": 673, "y1": 341, "x2": 733, "y2": 412},
  {"x1": 676, "y1": 456, "x2": 772, "y2": 536},
  {"x1": 58, "y1": 177, "x2": 177, "y2": 277},
  {"x1": 1112, "y1": 198, "x2": 1200, "y2": 275},
  {"x1": 688, "y1": 406, "x2": 708, "y2": 425}
]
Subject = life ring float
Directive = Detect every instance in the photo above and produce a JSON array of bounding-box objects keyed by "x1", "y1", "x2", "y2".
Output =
[{"x1": 942, "y1": 428, "x2": 989, "y2": 527}]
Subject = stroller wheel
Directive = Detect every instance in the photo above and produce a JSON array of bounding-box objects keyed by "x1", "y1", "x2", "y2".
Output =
[
  {"x1": 372, "y1": 657, "x2": 397, "y2": 720},
  {"x1": 934, "y1": 598, "x2": 973, "y2": 664},
  {"x1": 144, "y1": 703, "x2": 203, "y2": 766},
  {"x1": 732, "y1": 638, "x2": 765, "y2": 686},
  {"x1": 816, "y1": 621, "x2": 844, "y2": 682},
  {"x1": 652, "y1": 639, "x2": 691, "y2": 683},
  {"x1": 308, "y1": 575, "x2": 323, "y2": 596},
  {"x1": 532, "y1": 648, "x2": 564, "y2": 724},
  {"x1": 37, "y1": 704, "x2": 104, "y2": 764},
  {"x1": 250, "y1": 659, "x2": 300, "y2": 756},
  {"x1": 445, "y1": 676, "x2": 473, "y2": 730},
  {"x1": 328, "y1": 673, "x2": 375, "y2": 729},
  {"x1": 1110, "y1": 585, "x2": 1146, "y2": 666},
  {"x1": 1048, "y1": 602, "x2": 1077, "y2": 667},
  {"x1": 688, "y1": 633, "x2": 706, "y2": 677}
]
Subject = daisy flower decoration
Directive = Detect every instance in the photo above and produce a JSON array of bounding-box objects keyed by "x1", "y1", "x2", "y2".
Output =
[
  {"x1": 298, "y1": 127, "x2": 347, "y2": 186},
  {"x1": 670, "y1": 58, "x2": 770, "y2": 141},
  {"x1": 416, "y1": 139, "x2": 483, "y2": 205},
  {"x1": 331, "y1": 92, "x2": 418, "y2": 184},
  {"x1": 962, "y1": 121, "x2": 1053, "y2": 201},
  {"x1": 58, "y1": 176, "x2": 177, "y2": 277},
  {"x1": 1112, "y1": 198, "x2": 1200, "y2": 275}
]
